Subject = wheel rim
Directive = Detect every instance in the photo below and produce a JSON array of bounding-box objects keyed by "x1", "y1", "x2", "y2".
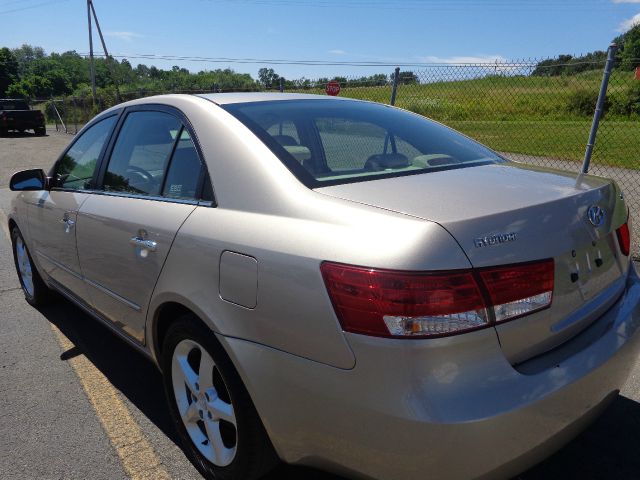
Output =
[
  {"x1": 171, "y1": 339, "x2": 238, "y2": 466},
  {"x1": 15, "y1": 237, "x2": 34, "y2": 297}
]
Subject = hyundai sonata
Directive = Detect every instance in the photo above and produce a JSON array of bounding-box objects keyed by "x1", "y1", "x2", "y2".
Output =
[{"x1": 8, "y1": 93, "x2": 640, "y2": 480}]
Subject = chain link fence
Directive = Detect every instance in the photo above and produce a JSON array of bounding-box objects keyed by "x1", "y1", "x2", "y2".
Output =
[{"x1": 39, "y1": 53, "x2": 640, "y2": 255}]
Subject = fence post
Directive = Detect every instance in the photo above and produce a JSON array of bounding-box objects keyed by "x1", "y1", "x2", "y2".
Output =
[
  {"x1": 279, "y1": 77, "x2": 284, "y2": 93},
  {"x1": 582, "y1": 43, "x2": 617, "y2": 174},
  {"x1": 50, "y1": 99, "x2": 67, "y2": 134},
  {"x1": 390, "y1": 67, "x2": 400, "y2": 106},
  {"x1": 72, "y1": 98, "x2": 78, "y2": 134}
]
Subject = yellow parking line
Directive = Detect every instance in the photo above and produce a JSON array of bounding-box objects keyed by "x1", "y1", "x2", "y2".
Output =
[
  {"x1": 50, "y1": 325, "x2": 172, "y2": 480},
  {"x1": 0, "y1": 205, "x2": 171, "y2": 480},
  {"x1": 0, "y1": 205, "x2": 10, "y2": 241}
]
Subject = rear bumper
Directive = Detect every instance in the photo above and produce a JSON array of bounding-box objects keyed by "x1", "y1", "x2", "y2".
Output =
[
  {"x1": 221, "y1": 265, "x2": 640, "y2": 480},
  {"x1": 1, "y1": 118, "x2": 44, "y2": 130}
]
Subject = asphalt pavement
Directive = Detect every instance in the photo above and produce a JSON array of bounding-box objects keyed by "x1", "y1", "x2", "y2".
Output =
[{"x1": 0, "y1": 129, "x2": 639, "y2": 479}]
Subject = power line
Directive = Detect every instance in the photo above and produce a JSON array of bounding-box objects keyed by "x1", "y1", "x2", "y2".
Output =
[
  {"x1": 210, "y1": 0, "x2": 616, "y2": 10},
  {"x1": 79, "y1": 51, "x2": 545, "y2": 67},
  {"x1": 0, "y1": 0, "x2": 68, "y2": 15}
]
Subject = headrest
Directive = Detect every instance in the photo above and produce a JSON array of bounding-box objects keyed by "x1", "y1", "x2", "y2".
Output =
[
  {"x1": 412, "y1": 154, "x2": 458, "y2": 167},
  {"x1": 273, "y1": 135, "x2": 299, "y2": 147},
  {"x1": 365, "y1": 153, "x2": 409, "y2": 171},
  {"x1": 283, "y1": 145, "x2": 311, "y2": 163}
]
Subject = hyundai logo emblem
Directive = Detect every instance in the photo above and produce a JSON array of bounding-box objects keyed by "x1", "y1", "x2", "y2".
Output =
[{"x1": 587, "y1": 205, "x2": 605, "y2": 227}]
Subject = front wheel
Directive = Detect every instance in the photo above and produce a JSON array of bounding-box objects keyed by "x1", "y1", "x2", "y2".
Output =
[
  {"x1": 11, "y1": 226, "x2": 51, "y2": 306},
  {"x1": 161, "y1": 316, "x2": 278, "y2": 480},
  {"x1": 35, "y1": 127, "x2": 46, "y2": 136}
]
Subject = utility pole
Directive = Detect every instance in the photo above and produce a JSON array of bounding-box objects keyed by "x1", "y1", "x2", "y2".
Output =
[
  {"x1": 87, "y1": 0, "x2": 97, "y2": 103},
  {"x1": 89, "y1": 0, "x2": 120, "y2": 103}
]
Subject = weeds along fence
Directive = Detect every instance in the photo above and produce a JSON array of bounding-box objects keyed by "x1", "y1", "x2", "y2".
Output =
[{"x1": 38, "y1": 54, "x2": 640, "y2": 254}]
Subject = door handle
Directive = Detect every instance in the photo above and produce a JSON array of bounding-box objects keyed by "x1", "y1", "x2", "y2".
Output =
[
  {"x1": 60, "y1": 214, "x2": 75, "y2": 233},
  {"x1": 129, "y1": 236, "x2": 157, "y2": 252}
]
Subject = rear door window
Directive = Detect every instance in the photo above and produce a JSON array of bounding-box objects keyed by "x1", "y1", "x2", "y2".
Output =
[
  {"x1": 103, "y1": 111, "x2": 180, "y2": 196},
  {"x1": 161, "y1": 129, "x2": 204, "y2": 201}
]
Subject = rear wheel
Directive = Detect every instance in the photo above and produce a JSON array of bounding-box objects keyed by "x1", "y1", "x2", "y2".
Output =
[
  {"x1": 35, "y1": 127, "x2": 46, "y2": 136},
  {"x1": 11, "y1": 226, "x2": 51, "y2": 306},
  {"x1": 161, "y1": 316, "x2": 278, "y2": 480}
]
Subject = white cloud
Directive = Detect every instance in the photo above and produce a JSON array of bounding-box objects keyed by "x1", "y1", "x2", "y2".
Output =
[
  {"x1": 417, "y1": 54, "x2": 507, "y2": 64},
  {"x1": 328, "y1": 49, "x2": 347, "y2": 55},
  {"x1": 618, "y1": 12, "x2": 640, "y2": 31},
  {"x1": 105, "y1": 31, "x2": 143, "y2": 41}
]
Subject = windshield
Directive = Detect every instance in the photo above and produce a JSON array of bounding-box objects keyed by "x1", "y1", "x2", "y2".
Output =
[
  {"x1": 0, "y1": 100, "x2": 29, "y2": 111},
  {"x1": 223, "y1": 99, "x2": 503, "y2": 187}
]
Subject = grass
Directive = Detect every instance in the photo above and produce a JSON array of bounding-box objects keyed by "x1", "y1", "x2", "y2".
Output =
[
  {"x1": 289, "y1": 69, "x2": 640, "y2": 169},
  {"x1": 446, "y1": 120, "x2": 640, "y2": 169}
]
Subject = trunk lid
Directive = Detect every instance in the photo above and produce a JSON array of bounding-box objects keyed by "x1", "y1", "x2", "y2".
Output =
[{"x1": 317, "y1": 162, "x2": 630, "y2": 363}]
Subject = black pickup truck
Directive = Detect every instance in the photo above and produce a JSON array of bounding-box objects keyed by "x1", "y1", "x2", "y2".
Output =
[{"x1": 0, "y1": 99, "x2": 46, "y2": 136}]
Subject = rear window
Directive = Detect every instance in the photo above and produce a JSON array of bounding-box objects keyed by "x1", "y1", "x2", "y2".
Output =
[
  {"x1": 223, "y1": 99, "x2": 503, "y2": 187},
  {"x1": 0, "y1": 100, "x2": 29, "y2": 111}
]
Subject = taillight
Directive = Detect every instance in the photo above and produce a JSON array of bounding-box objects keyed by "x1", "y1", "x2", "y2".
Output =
[
  {"x1": 478, "y1": 260, "x2": 554, "y2": 323},
  {"x1": 616, "y1": 223, "x2": 630, "y2": 257},
  {"x1": 320, "y1": 263, "x2": 488, "y2": 337},
  {"x1": 321, "y1": 259, "x2": 554, "y2": 338}
]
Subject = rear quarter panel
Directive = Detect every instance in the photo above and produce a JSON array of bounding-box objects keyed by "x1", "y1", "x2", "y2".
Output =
[{"x1": 148, "y1": 197, "x2": 472, "y2": 369}]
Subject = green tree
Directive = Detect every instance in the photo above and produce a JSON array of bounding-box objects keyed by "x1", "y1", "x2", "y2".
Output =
[
  {"x1": 0, "y1": 47, "x2": 19, "y2": 95},
  {"x1": 396, "y1": 70, "x2": 419, "y2": 84},
  {"x1": 258, "y1": 67, "x2": 280, "y2": 87},
  {"x1": 11, "y1": 44, "x2": 45, "y2": 76},
  {"x1": 619, "y1": 24, "x2": 640, "y2": 70}
]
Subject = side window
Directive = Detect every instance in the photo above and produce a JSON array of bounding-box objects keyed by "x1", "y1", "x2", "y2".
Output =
[
  {"x1": 162, "y1": 129, "x2": 203, "y2": 201},
  {"x1": 103, "y1": 111, "x2": 180, "y2": 196},
  {"x1": 55, "y1": 115, "x2": 116, "y2": 190}
]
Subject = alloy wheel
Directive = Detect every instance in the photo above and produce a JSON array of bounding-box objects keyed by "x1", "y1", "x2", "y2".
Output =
[
  {"x1": 171, "y1": 339, "x2": 238, "y2": 467},
  {"x1": 15, "y1": 236, "x2": 34, "y2": 297}
]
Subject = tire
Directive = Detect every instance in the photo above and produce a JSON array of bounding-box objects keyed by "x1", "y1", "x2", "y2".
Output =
[
  {"x1": 35, "y1": 127, "x2": 46, "y2": 136},
  {"x1": 11, "y1": 226, "x2": 51, "y2": 307},
  {"x1": 161, "y1": 316, "x2": 279, "y2": 480}
]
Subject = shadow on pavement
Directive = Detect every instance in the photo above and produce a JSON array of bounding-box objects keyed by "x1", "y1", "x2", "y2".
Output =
[
  {"x1": 38, "y1": 296, "x2": 343, "y2": 479},
  {"x1": 38, "y1": 297, "x2": 640, "y2": 480}
]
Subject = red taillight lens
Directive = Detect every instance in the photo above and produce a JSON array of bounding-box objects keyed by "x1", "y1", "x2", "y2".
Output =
[
  {"x1": 321, "y1": 259, "x2": 554, "y2": 338},
  {"x1": 478, "y1": 260, "x2": 554, "y2": 323},
  {"x1": 320, "y1": 263, "x2": 487, "y2": 338},
  {"x1": 616, "y1": 222, "x2": 630, "y2": 257}
]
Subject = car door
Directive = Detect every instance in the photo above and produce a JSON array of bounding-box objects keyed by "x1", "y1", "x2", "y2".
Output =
[
  {"x1": 27, "y1": 114, "x2": 118, "y2": 300},
  {"x1": 75, "y1": 106, "x2": 210, "y2": 343}
]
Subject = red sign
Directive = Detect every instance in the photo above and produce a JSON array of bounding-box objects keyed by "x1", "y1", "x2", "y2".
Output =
[
  {"x1": 636, "y1": 67, "x2": 640, "y2": 81},
  {"x1": 325, "y1": 80, "x2": 341, "y2": 96}
]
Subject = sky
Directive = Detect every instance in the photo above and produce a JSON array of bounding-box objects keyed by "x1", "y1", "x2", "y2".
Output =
[{"x1": 2, "y1": 0, "x2": 640, "y2": 80}]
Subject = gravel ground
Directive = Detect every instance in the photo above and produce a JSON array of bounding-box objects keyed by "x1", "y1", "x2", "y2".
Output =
[{"x1": 0, "y1": 129, "x2": 72, "y2": 187}]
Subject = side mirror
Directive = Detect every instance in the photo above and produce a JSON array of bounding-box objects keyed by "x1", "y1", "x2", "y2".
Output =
[{"x1": 10, "y1": 169, "x2": 48, "y2": 191}]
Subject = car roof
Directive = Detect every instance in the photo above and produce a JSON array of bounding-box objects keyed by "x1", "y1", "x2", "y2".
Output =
[
  {"x1": 195, "y1": 92, "x2": 350, "y2": 105},
  {"x1": 97, "y1": 92, "x2": 358, "y2": 122}
]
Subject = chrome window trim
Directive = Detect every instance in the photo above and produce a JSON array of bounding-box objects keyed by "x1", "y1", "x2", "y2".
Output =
[{"x1": 48, "y1": 187, "x2": 208, "y2": 207}]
